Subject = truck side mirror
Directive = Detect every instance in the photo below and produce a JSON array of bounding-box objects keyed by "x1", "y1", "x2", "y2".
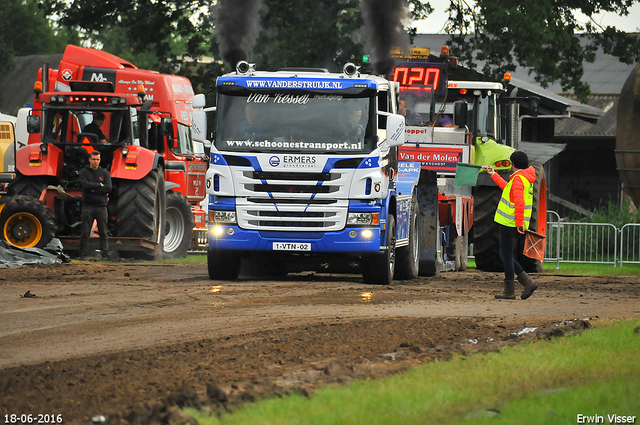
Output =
[
  {"x1": 453, "y1": 101, "x2": 468, "y2": 127},
  {"x1": 160, "y1": 118, "x2": 174, "y2": 139},
  {"x1": 26, "y1": 115, "x2": 40, "y2": 134},
  {"x1": 191, "y1": 110, "x2": 208, "y2": 143},
  {"x1": 528, "y1": 96, "x2": 540, "y2": 117},
  {"x1": 382, "y1": 114, "x2": 405, "y2": 148},
  {"x1": 193, "y1": 94, "x2": 206, "y2": 109}
]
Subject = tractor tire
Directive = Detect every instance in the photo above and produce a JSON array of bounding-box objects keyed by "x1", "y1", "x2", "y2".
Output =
[
  {"x1": 395, "y1": 197, "x2": 419, "y2": 280},
  {"x1": 416, "y1": 170, "x2": 442, "y2": 276},
  {"x1": 0, "y1": 195, "x2": 57, "y2": 249},
  {"x1": 115, "y1": 169, "x2": 166, "y2": 260},
  {"x1": 472, "y1": 185, "x2": 503, "y2": 272},
  {"x1": 163, "y1": 192, "x2": 193, "y2": 258},
  {"x1": 8, "y1": 175, "x2": 48, "y2": 199},
  {"x1": 516, "y1": 163, "x2": 547, "y2": 273},
  {"x1": 362, "y1": 214, "x2": 396, "y2": 285},
  {"x1": 208, "y1": 249, "x2": 241, "y2": 280}
]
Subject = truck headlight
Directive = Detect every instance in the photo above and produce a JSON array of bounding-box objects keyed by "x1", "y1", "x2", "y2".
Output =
[
  {"x1": 347, "y1": 212, "x2": 379, "y2": 226},
  {"x1": 209, "y1": 210, "x2": 237, "y2": 224}
]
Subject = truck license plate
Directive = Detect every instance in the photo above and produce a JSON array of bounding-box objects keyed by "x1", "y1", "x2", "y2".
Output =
[{"x1": 272, "y1": 242, "x2": 311, "y2": 251}]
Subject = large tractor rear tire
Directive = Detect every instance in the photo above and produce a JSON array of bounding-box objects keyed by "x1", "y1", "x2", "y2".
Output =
[
  {"x1": 8, "y1": 175, "x2": 48, "y2": 199},
  {"x1": 163, "y1": 192, "x2": 193, "y2": 258},
  {"x1": 115, "y1": 169, "x2": 166, "y2": 260},
  {"x1": 0, "y1": 195, "x2": 57, "y2": 249},
  {"x1": 416, "y1": 170, "x2": 442, "y2": 276},
  {"x1": 471, "y1": 185, "x2": 502, "y2": 272},
  {"x1": 473, "y1": 164, "x2": 547, "y2": 273}
]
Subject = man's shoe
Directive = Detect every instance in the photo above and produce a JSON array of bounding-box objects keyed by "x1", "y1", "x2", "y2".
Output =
[{"x1": 495, "y1": 279, "x2": 516, "y2": 300}]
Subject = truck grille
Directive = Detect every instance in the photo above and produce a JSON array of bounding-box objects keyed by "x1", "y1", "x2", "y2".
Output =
[{"x1": 236, "y1": 170, "x2": 349, "y2": 231}]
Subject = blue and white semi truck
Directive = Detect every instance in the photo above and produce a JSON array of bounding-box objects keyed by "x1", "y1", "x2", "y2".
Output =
[{"x1": 191, "y1": 62, "x2": 440, "y2": 284}]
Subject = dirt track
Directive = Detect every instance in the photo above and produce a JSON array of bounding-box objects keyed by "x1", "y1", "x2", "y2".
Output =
[{"x1": 1, "y1": 261, "x2": 638, "y2": 424}]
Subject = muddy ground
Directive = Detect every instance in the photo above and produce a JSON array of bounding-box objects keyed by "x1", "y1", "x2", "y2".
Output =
[{"x1": 0, "y1": 260, "x2": 638, "y2": 424}]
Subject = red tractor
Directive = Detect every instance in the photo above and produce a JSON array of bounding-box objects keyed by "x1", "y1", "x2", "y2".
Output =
[
  {"x1": 11, "y1": 45, "x2": 208, "y2": 258},
  {"x1": 9, "y1": 69, "x2": 168, "y2": 259}
]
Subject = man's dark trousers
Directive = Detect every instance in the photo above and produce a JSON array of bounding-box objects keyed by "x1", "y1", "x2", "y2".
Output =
[{"x1": 79, "y1": 204, "x2": 109, "y2": 257}]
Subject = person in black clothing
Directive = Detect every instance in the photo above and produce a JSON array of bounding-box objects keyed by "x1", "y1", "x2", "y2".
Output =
[
  {"x1": 79, "y1": 150, "x2": 112, "y2": 260},
  {"x1": 83, "y1": 112, "x2": 108, "y2": 144}
]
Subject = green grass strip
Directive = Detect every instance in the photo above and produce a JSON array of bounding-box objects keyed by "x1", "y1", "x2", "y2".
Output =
[{"x1": 193, "y1": 319, "x2": 640, "y2": 425}]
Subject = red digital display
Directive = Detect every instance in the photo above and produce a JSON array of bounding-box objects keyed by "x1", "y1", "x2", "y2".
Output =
[{"x1": 391, "y1": 66, "x2": 442, "y2": 90}]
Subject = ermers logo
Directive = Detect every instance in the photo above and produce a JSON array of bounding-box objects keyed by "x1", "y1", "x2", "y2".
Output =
[
  {"x1": 283, "y1": 155, "x2": 316, "y2": 168},
  {"x1": 269, "y1": 156, "x2": 280, "y2": 167}
]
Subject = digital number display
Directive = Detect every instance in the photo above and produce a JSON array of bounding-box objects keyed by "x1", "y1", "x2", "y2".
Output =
[{"x1": 391, "y1": 63, "x2": 447, "y2": 96}]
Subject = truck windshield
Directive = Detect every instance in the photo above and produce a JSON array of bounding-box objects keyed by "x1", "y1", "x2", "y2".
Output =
[
  {"x1": 432, "y1": 92, "x2": 497, "y2": 138},
  {"x1": 215, "y1": 92, "x2": 374, "y2": 154}
]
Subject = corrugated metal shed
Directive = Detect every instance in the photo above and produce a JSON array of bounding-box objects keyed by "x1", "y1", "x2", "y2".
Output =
[
  {"x1": 555, "y1": 94, "x2": 618, "y2": 138},
  {"x1": 520, "y1": 141, "x2": 567, "y2": 165}
]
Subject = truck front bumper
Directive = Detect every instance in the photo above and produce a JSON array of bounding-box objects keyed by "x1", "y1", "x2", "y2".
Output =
[{"x1": 207, "y1": 225, "x2": 382, "y2": 253}]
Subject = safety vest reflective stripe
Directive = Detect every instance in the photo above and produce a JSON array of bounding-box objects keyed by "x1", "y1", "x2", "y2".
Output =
[{"x1": 494, "y1": 174, "x2": 533, "y2": 228}]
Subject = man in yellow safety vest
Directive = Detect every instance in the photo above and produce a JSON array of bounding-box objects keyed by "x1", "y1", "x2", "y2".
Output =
[{"x1": 483, "y1": 151, "x2": 538, "y2": 300}]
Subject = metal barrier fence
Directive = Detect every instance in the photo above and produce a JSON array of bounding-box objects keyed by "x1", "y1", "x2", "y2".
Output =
[
  {"x1": 545, "y1": 211, "x2": 618, "y2": 269},
  {"x1": 471, "y1": 211, "x2": 640, "y2": 269},
  {"x1": 619, "y1": 223, "x2": 640, "y2": 266}
]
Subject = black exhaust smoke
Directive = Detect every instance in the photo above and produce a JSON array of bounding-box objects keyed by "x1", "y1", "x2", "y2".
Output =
[
  {"x1": 213, "y1": 0, "x2": 264, "y2": 69},
  {"x1": 360, "y1": 0, "x2": 409, "y2": 76}
]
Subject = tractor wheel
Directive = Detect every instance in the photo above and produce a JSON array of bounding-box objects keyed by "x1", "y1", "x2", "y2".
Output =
[
  {"x1": 516, "y1": 164, "x2": 547, "y2": 273},
  {"x1": 472, "y1": 185, "x2": 503, "y2": 272},
  {"x1": 416, "y1": 170, "x2": 442, "y2": 276},
  {"x1": 8, "y1": 175, "x2": 48, "y2": 199},
  {"x1": 115, "y1": 169, "x2": 166, "y2": 260},
  {"x1": 395, "y1": 197, "x2": 419, "y2": 280},
  {"x1": 163, "y1": 192, "x2": 193, "y2": 258},
  {"x1": 208, "y1": 249, "x2": 241, "y2": 280},
  {"x1": 0, "y1": 195, "x2": 57, "y2": 249},
  {"x1": 362, "y1": 214, "x2": 396, "y2": 285}
]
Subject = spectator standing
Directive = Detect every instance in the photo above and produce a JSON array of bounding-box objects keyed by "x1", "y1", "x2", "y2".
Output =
[{"x1": 79, "y1": 150, "x2": 112, "y2": 260}]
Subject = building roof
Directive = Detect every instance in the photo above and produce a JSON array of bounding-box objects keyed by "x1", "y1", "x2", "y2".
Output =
[
  {"x1": 508, "y1": 77, "x2": 605, "y2": 122},
  {"x1": 554, "y1": 94, "x2": 618, "y2": 138},
  {"x1": 519, "y1": 141, "x2": 567, "y2": 164}
]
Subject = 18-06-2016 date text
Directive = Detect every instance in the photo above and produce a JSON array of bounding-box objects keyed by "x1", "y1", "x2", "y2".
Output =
[{"x1": 4, "y1": 414, "x2": 63, "y2": 424}]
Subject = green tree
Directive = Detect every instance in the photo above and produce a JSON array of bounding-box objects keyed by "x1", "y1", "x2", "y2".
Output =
[
  {"x1": 437, "y1": 0, "x2": 640, "y2": 101},
  {"x1": 250, "y1": 0, "x2": 365, "y2": 72},
  {"x1": 36, "y1": 0, "x2": 640, "y2": 101}
]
